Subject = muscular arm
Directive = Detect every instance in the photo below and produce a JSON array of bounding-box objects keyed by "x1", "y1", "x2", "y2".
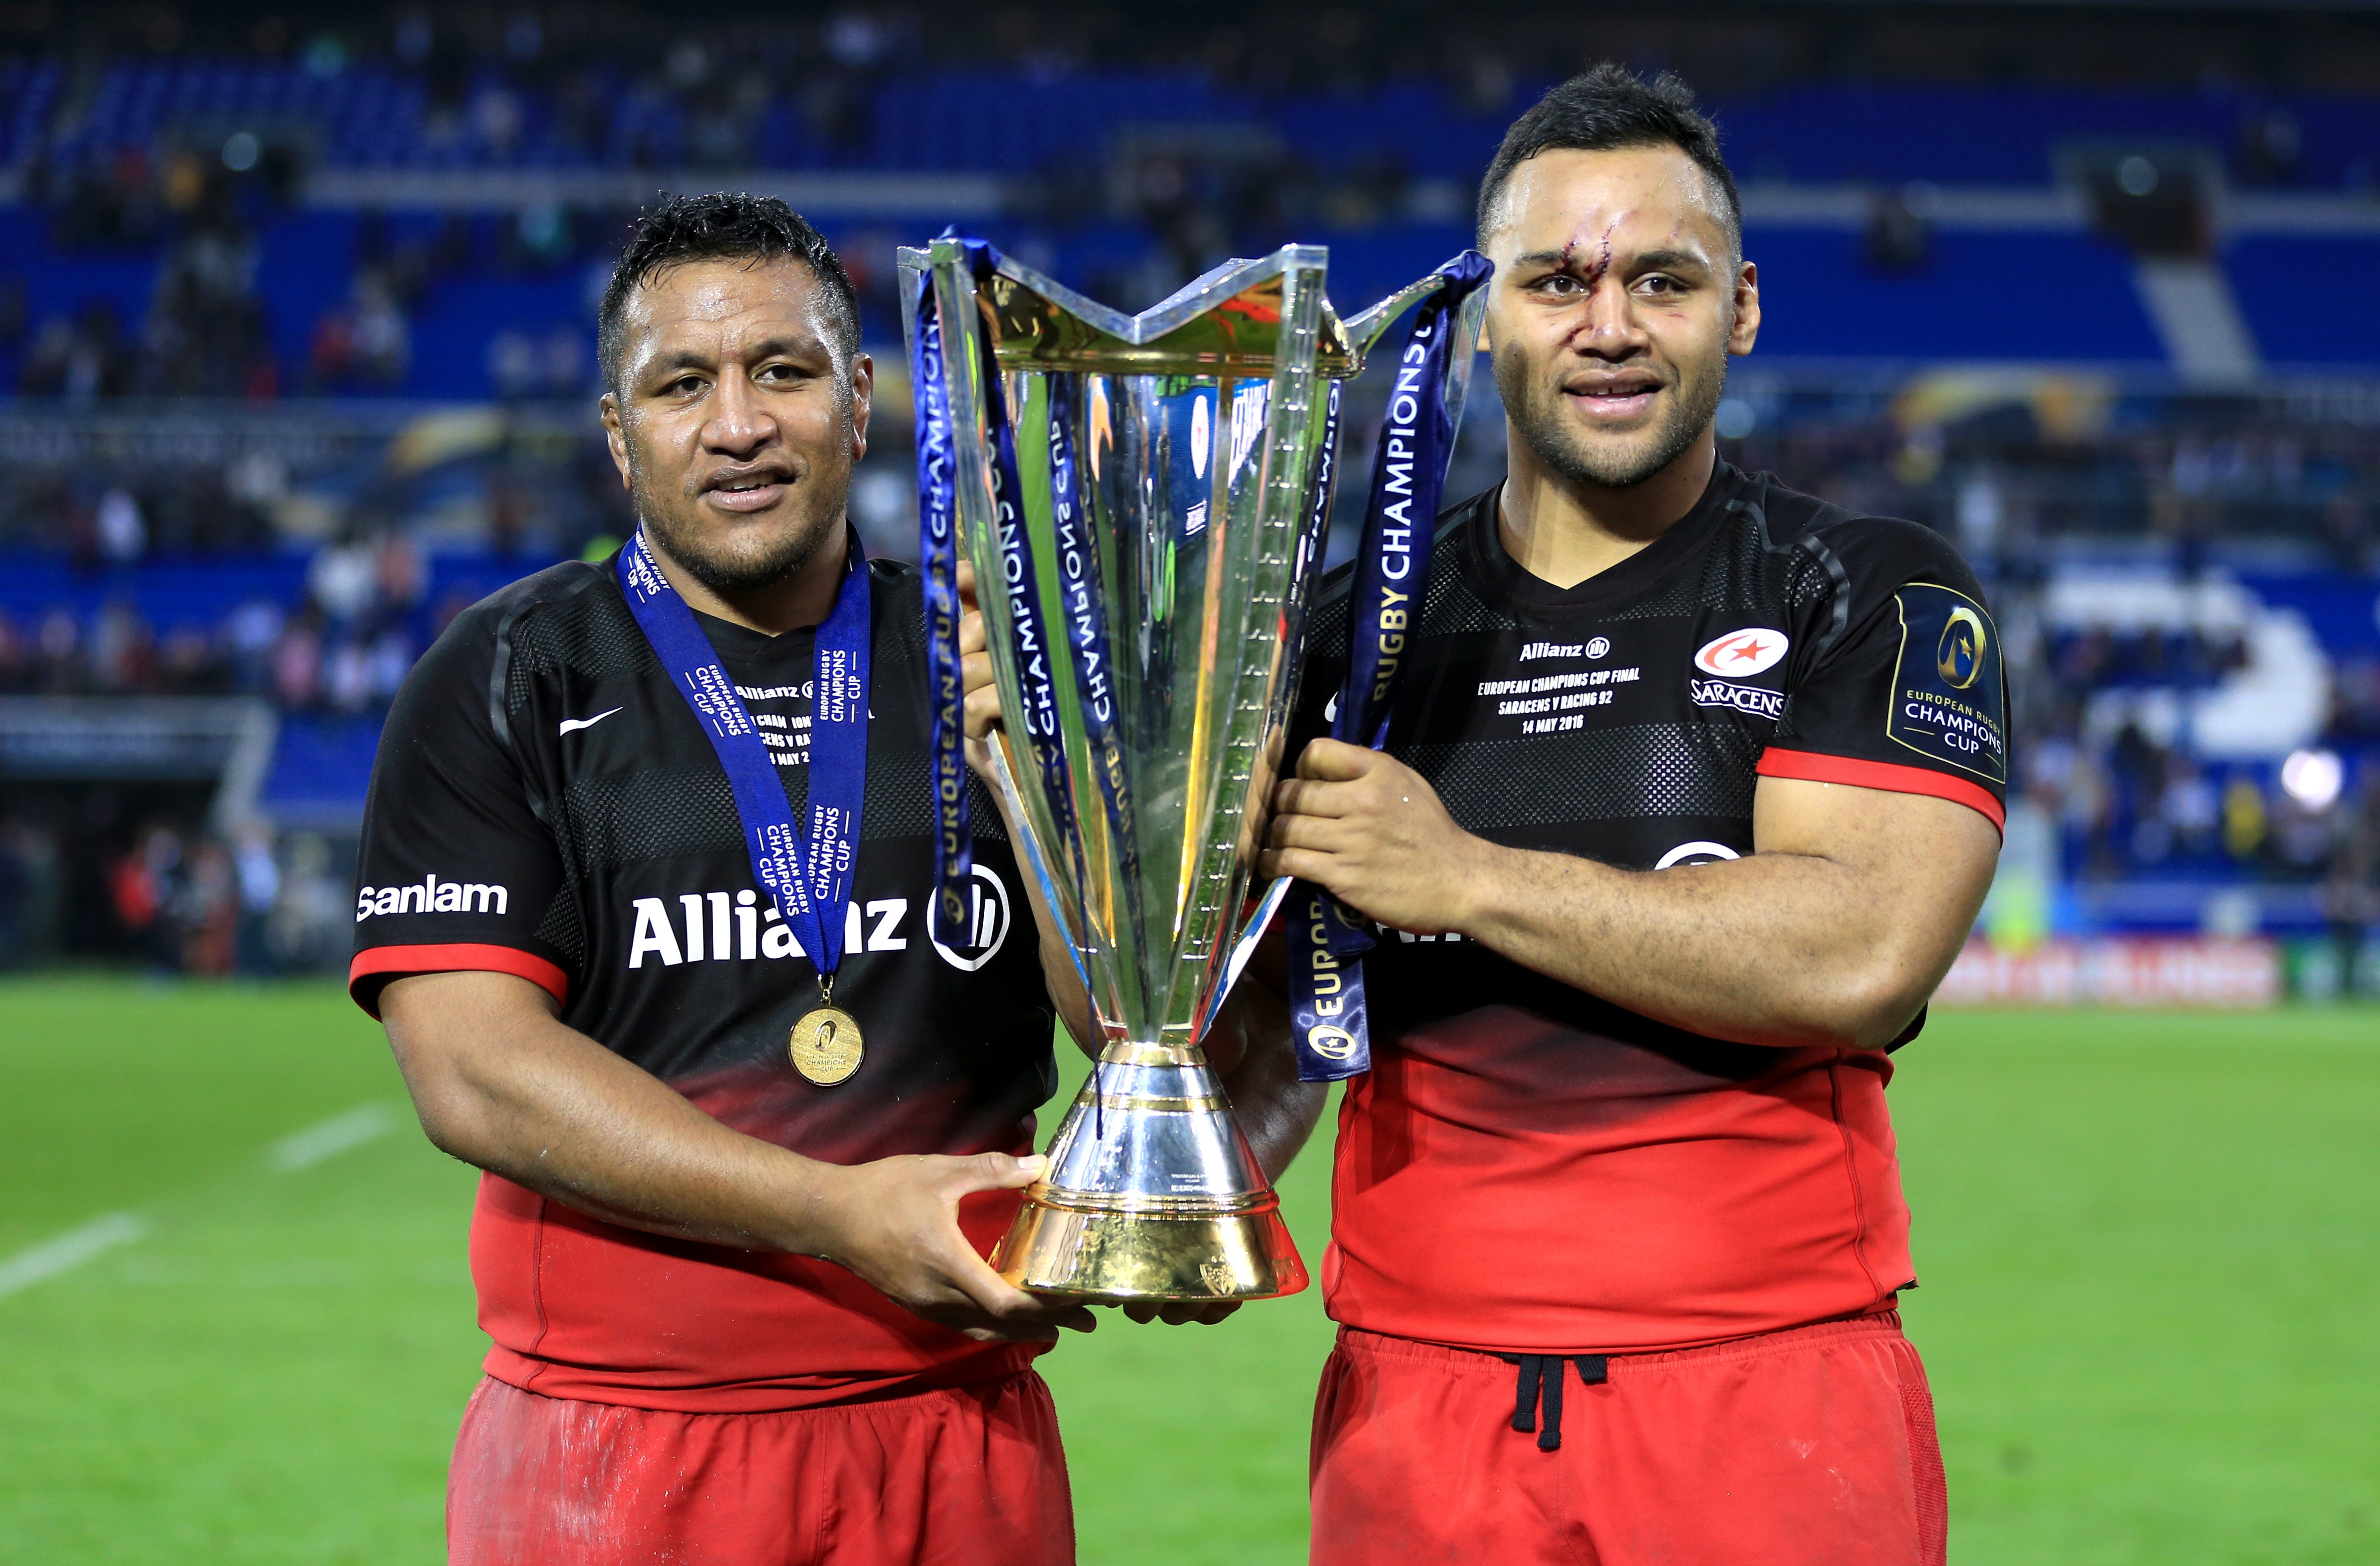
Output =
[
  {"x1": 378, "y1": 970, "x2": 1094, "y2": 1342},
  {"x1": 1261, "y1": 738, "x2": 1999, "y2": 1051}
]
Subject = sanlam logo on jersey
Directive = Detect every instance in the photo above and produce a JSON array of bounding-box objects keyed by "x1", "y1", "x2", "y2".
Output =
[
  {"x1": 624, "y1": 863, "x2": 1012, "y2": 974},
  {"x1": 1692, "y1": 628, "x2": 1788, "y2": 678},
  {"x1": 356, "y1": 874, "x2": 509, "y2": 921}
]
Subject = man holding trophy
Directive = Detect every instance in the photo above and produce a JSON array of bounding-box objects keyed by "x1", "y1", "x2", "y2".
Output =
[
  {"x1": 1257, "y1": 68, "x2": 2004, "y2": 1565},
  {"x1": 353, "y1": 194, "x2": 1289, "y2": 1565},
  {"x1": 946, "y1": 61, "x2": 1999, "y2": 1566}
]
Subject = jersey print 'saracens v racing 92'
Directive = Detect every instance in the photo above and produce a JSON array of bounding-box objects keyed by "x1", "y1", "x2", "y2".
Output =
[{"x1": 348, "y1": 546, "x2": 1060, "y2": 1415}]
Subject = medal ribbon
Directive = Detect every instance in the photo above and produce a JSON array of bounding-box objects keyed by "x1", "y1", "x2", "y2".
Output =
[
  {"x1": 910, "y1": 263, "x2": 972, "y2": 950},
  {"x1": 1289, "y1": 251, "x2": 1492, "y2": 1083},
  {"x1": 616, "y1": 527, "x2": 870, "y2": 981}
]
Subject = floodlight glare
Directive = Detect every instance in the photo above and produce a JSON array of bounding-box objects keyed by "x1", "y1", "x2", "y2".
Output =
[{"x1": 2279, "y1": 747, "x2": 2343, "y2": 810}]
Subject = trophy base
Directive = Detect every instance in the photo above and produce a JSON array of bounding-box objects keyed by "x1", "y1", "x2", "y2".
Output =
[{"x1": 994, "y1": 1188, "x2": 1309, "y2": 1302}]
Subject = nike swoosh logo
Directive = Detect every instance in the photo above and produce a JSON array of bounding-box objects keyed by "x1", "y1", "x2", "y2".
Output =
[{"x1": 558, "y1": 707, "x2": 623, "y2": 736}]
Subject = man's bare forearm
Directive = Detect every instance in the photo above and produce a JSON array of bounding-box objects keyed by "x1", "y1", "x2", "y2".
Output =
[
  {"x1": 1263, "y1": 745, "x2": 2001, "y2": 1054},
  {"x1": 1453, "y1": 841, "x2": 1966, "y2": 1049},
  {"x1": 380, "y1": 970, "x2": 1091, "y2": 1343},
  {"x1": 381, "y1": 972, "x2": 846, "y2": 1252}
]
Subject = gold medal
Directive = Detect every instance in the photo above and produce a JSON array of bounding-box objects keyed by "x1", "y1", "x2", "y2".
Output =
[{"x1": 789, "y1": 978, "x2": 862, "y2": 1086}]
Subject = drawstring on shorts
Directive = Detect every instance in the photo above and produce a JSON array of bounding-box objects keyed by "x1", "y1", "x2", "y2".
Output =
[{"x1": 1496, "y1": 1354, "x2": 1608, "y2": 1452}]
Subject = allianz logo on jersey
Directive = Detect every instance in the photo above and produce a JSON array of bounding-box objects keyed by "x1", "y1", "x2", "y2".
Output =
[
  {"x1": 626, "y1": 864, "x2": 1011, "y2": 974},
  {"x1": 356, "y1": 874, "x2": 508, "y2": 922}
]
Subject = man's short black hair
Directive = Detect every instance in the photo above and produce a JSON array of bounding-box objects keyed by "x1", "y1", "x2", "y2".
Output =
[
  {"x1": 597, "y1": 192, "x2": 862, "y2": 394},
  {"x1": 1476, "y1": 64, "x2": 1741, "y2": 259}
]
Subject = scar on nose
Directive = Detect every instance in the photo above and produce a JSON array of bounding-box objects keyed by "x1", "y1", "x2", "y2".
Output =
[{"x1": 1560, "y1": 220, "x2": 1621, "y2": 287}]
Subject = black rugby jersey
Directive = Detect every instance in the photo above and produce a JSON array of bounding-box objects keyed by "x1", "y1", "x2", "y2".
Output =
[
  {"x1": 351, "y1": 543, "x2": 1058, "y2": 1412},
  {"x1": 1287, "y1": 462, "x2": 2008, "y2": 1353}
]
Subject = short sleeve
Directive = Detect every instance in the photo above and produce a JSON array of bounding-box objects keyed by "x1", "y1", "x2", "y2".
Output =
[
  {"x1": 349, "y1": 605, "x2": 572, "y2": 1017},
  {"x1": 1760, "y1": 520, "x2": 2009, "y2": 833}
]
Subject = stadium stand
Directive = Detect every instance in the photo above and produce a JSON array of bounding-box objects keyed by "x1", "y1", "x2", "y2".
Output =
[{"x1": 0, "y1": 1, "x2": 2375, "y2": 985}]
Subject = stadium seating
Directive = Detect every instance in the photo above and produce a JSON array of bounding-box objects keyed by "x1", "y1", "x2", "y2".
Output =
[{"x1": 0, "y1": 40, "x2": 2375, "y2": 961}]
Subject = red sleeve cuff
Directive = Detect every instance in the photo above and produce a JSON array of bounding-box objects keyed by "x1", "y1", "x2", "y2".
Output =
[
  {"x1": 349, "y1": 943, "x2": 571, "y2": 1019},
  {"x1": 1756, "y1": 748, "x2": 2006, "y2": 833}
]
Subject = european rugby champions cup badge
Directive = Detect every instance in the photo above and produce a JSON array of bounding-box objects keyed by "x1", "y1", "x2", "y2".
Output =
[
  {"x1": 1887, "y1": 583, "x2": 2008, "y2": 784},
  {"x1": 613, "y1": 527, "x2": 876, "y2": 1089},
  {"x1": 899, "y1": 233, "x2": 1489, "y2": 1302}
]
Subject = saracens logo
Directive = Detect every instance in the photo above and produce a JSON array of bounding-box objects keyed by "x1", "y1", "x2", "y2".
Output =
[{"x1": 1693, "y1": 627, "x2": 1789, "y2": 678}]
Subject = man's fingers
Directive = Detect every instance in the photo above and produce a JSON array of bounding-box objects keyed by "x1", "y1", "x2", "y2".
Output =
[
  {"x1": 963, "y1": 685, "x2": 1003, "y2": 741},
  {"x1": 1266, "y1": 813, "x2": 1345, "y2": 854},
  {"x1": 1022, "y1": 1297, "x2": 1101, "y2": 1334},
  {"x1": 1272, "y1": 776, "x2": 1350, "y2": 822},
  {"x1": 895, "y1": 1277, "x2": 1065, "y2": 1343},
  {"x1": 947, "y1": 1252, "x2": 1097, "y2": 1336},
  {"x1": 1296, "y1": 737, "x2": 1379, "y2": 783},
  {"x1": 1120, "y1": 1299, "x2": 1242, "y2": 1325},
  {"x1": 1255, "y1": 845, "x2": 1332, "y2": 885},
  {"x1": 962, "y1": 646, "x2": 1005, "y2": 741},
  {"x1": 918, "y1": 1155, "x2": 1108, "y2": 1329},
  {"x1": 959, "y1": 608, "x2": 986, "y2": 658},
  {"x1": 943, "y1": 1151, "x2": 1046, "y2": 1195},
  {"x1": 956, "y1": 556, "x2": 978, "y2": 611}
]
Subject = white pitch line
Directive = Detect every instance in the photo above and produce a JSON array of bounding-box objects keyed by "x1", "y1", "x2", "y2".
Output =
[
  {"x1": 265, "y1": 1104, "x2": 398, "y2": 1172},
  {"x1": 0, "y1": 1212, "x2": 147, "y2": 1299},
  {"x1": 0, "y1": 1105, "x2": 403, "y2": 1302}
]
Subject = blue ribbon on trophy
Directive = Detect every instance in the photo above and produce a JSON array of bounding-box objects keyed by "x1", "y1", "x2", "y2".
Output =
[
  {"x1": 1288, "y1": 250, "x2": 1493, "y2": 1083},
  {"x1": 909, "y1": 262, "x2": 972, "y2": 951},
  {"x1": 914, "y1": 234, "x2": 1083, "y2": 952}
]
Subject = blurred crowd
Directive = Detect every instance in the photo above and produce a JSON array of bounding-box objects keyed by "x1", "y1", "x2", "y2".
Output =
[
  {"x1": 2013, "y1": 633, "x2": 2380, "y2": 884},
  {"x1": 0, "y1": 518, "x2": 482, "y2": 710},
  {"x1": 3, "y1": 2, "x2": 2379, "y2": 974},
  {"x1": 0, "y1": 812, "x2": 355, "y2": 975}
]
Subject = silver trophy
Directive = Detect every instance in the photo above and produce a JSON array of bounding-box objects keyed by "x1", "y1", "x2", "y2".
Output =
[{"x1": 900, "y1": 239, "x2": 1486, "y2": 1300}]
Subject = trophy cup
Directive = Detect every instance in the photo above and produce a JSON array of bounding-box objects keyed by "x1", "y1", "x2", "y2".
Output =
[{"x1": 900, "y1": 237, "x2": 1488, "y2": 1300}]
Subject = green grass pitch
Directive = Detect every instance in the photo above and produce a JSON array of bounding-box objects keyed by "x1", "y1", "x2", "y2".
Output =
[{"x1": 1, "y1": 977, "x2": 2375, "y2": 1564}]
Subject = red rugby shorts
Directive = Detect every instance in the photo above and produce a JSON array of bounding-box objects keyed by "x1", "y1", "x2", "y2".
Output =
[
  {"x1": 1309, "y1": 1313, "x2": 1947, "y2": 1566},
  {"x1": 448, "y1": 1371, "x2": 1074, "y2": 1566}
]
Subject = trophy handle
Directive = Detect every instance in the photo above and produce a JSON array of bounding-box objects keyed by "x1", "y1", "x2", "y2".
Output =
[{"x1": 1190, "y1": 874, "x2": 1294, "y2": 1043}]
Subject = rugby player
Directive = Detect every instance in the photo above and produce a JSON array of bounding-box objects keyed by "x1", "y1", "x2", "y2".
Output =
[
  {"x1": 1255, "y1": 67, "x2": 2007, "y2": 1565},
  {"x1": 350, "y1": 194, "x2": 1281, "y2": 1565}
]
